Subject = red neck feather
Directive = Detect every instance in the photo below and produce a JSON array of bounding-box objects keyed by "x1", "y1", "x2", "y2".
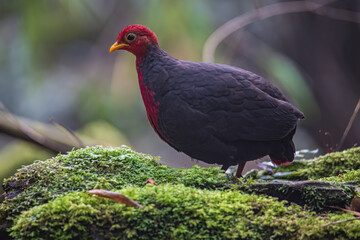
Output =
[{"x1": 136, "y1": 64, "x2": 159, "y2": 129}]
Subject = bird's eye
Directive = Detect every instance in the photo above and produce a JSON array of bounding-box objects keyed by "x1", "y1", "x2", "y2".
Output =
[{"x1": 126, "y1": 33, "x2": 136, "y2": 42}]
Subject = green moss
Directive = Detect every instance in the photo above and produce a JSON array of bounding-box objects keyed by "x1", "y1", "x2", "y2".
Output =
[
  {"x1": 320, "y1": 169, "x2": 360, "y2": 183},
  {"x1": 0, "y1": 141, "x2": 51, "y2": 195},
  {"x1": 275, "y1": 147, "x2": 360, "y2": 180},
  {"x1": 10, "y1": 184, "x2": 360, "y2": 240},
  {"x1": 241, "y1": 181, "x2": 356, "y2": 211},
  {"x1": 3, "y1": 146, "x2": 360, "y2": 239},
  {"x1": 0, "y1": 146, "x2": 232, "y2": 226}
]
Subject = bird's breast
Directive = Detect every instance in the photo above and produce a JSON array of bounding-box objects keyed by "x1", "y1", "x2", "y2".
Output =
[{"x1": 137, "y1": 70, "x2": 159, "y2": 126}]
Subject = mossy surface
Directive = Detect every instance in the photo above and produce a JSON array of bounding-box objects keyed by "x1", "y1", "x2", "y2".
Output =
[
  {"x1": 320, "y1": 169, "x2": 360, "y2": 183},
  {"x1": 0, "y1": 146, "x2": 232, "y2": 226},
  {"x1": 2, "y1": 146, "x2": 360, "y2": 239},
  {"x1": 241, "y1": 181, "x2": 356, "y2": 211},
  {"x1": 271, "y1": 147, "x2": 360, "y2": 180},
  {"x1": 10, "y1": 184, "x2": 360, "y2": 240},
  {"x1": 0, "y1": 141, "x2": 51, "y2": 195}
]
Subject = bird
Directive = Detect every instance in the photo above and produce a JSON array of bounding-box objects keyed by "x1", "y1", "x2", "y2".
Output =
[{"x1": 109, "y1": 25, "x2": 304, "y2": 177}]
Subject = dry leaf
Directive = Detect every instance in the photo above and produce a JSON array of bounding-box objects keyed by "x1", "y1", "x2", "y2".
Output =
[
  {"x1": 145, "y1": 179, "x2": 157, "y2": 185},
  {"x1": 87, "y1": 189, "x2": 143, "y2": 208}
]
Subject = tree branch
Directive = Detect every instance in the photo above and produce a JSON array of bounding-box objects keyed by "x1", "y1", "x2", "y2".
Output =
[
  {"x1": 322, "y1": 217, "x2": 360, "y2": 227},
  {"x1": 0, "y1": 106, "x2": 85, "y2": 154},
  {"x1": 337, "y1": 98, "x2": 360, "y2": 151},
  {"x1": 203, "y1": 0, "x2": 360, "y2": 63}
]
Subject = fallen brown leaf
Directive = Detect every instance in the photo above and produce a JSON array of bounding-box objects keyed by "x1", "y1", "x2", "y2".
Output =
[
  {"x1": 87, "y1": 189, "x2": 143, "y2": 208},
  {"x1": 145, "y1": 179, "x2": 157, "y2": 185}
]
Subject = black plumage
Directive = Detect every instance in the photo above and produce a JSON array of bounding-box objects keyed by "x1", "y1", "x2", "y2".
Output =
[{"x1": 139, "y1": 45, "x2": 304, "y2": 167}]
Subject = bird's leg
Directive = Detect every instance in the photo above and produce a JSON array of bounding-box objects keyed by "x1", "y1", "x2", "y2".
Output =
[
  {"x1": 235, "y1": 163, "x2": 245, "y2": 178},
  {"x1": 221, "y1": 165, "x2": 229, "y2": 172}
]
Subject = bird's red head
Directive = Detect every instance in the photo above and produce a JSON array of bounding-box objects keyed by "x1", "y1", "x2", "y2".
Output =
[{"x1": 109, "y1": 25, "x2": 158, "y2": 58}]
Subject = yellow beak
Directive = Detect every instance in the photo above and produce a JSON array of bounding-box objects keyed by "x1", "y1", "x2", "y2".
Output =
[{"x1": 109, "y1": 42, "x2": 129, "y2": 53}]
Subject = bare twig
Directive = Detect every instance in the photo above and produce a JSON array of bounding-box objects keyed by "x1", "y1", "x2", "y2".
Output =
[
  {"x1": 337, "y1": 98, "x2": 360, "y2": 151},
  {"x1": 322, "y1": 217, "x2": 360, "y2": 227},
  {"x1": 203, "y1": 0, "x2": 360, "y2": 63},
  {"x1": 50, "y1": 118, "x2": 85, "y2": 149},
  {"x1": 0, "y1": 106, "x2": 84, "y2": 153},
  {"x1": 203, "y1": 0, "x2": 333, "y2": 62},
  {"x1": 315, "y1": 5, "x2": 360, "y2": 23}
]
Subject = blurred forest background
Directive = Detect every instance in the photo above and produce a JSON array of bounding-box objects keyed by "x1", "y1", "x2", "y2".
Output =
[{"x1": 0, "y1": 0, "x2": 359, "y2": 188}]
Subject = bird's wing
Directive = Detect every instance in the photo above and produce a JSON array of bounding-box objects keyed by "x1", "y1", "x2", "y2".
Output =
[
  {"x1": 247, "y1": 73, "x2": 289, "y2": 102},
  {"x1": 163, "y1": 61, "x2": 303, "y2": 142}
]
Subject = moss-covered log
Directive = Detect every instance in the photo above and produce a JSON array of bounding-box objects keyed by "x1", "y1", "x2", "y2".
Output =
[
  {"x1": 8, "y1": 184, "x2": 360, "y2": 240},
  {"x1": 242, "y1": 180, "x2": 356, "y2": 211},
  {"x1": 1, "y1": 146, "x2": 360, "y2": 239},
  {"x1": 0, "y1": 146, "x2": 233, "y2": 231}
]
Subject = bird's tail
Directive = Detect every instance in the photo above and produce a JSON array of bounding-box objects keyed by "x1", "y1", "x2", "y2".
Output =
[{"x1": 269, "y1": 128, "x2": 296, "y2": 166}]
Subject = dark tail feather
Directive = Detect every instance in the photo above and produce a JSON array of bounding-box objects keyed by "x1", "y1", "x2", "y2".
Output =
[{"x1": 270, "y1": 128, "x2": 296, "y2": 166}]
